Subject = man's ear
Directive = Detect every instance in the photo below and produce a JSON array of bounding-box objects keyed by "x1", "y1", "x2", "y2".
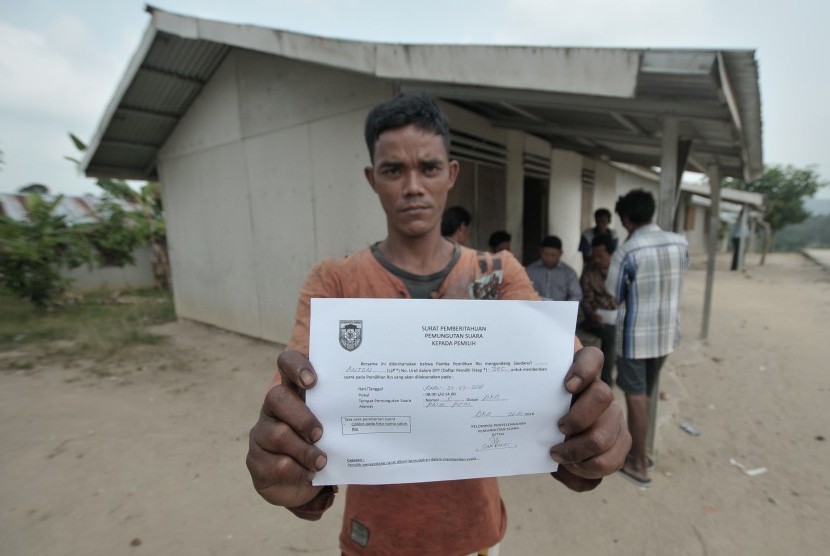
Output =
[
  {"x1": 364, "y1": 166, "x2": 377, "y2": 193},
  {"x1": 447, "y1": 159, "x2": 460, "y2": 191}
]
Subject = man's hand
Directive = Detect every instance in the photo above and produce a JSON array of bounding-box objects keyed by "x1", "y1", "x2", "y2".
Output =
[
  {"x1": 246, "y1": 350, "x2": 328, "y2": 508},
  {"x1": 549, "y1": 346, "x2": 631, "y2": 492}
]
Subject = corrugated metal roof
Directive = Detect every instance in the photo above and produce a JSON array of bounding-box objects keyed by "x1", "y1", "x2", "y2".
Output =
[
  {"x1": 681, "y1": 181, "x2": 764, "y2": 208},
  {"x1": 432, "y1": 49, "x2": 761, "y2": 180},
  {"x1": 611, "y1": 162, "x2": 764, "y2": 208},
  {"x1": 82, "y1": 6, "x2": 763, "y2": 182},
  {"x1": 0, "y1": 192, "x2": 141, "y2": 224},
  {"x1": 0, "y1": 194, "x2": 29, "y2": 221},
  {"x1": 83, "y1": 23, "x2": 230, "y2": 179}
]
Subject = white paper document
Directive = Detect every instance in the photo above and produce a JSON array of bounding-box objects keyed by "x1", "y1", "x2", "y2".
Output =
[
  {"x1": 307, "y1": 298, "x2": 578, "y2": 486},
  {"x1": 596, "y1": 308, "x2": 619, "y2": 325}
]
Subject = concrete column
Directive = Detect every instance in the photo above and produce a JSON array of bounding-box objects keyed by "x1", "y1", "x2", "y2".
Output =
[
  {"x1": 702, "y1": 165, "x2": 722, "y2": 339},
  {"x1": 505, "y1": 131, "x2": 525, "y2": 255},
  {"x1": 593, "y1": 161, "x2": 617, "y2": 213},
  {"x1": 648, "y1": 116, "x2": 680, "y2": 457},
  {"x1": 658, "y1": 117, "x2": 680, "y2": 230},
  {"x1": 548, "y1": 148, "x2": 584, "y2": 270}
]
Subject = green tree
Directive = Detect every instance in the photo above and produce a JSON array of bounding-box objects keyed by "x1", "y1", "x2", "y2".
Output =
[
  {"x1": 725, "y1": 164, "x2": 828, "y2": 235},
  {"x1": 84, "y1": 198, "x2": 144, "y2": 267},
  {"x1": 0, "y1": 133, "x2": 171, "y2": 307},
  {"x1": 67, "y1": 134, "x2": 171, "y2": 289},
  {"x1": 0, "y1": 194, "x2": 94, "y2": 307}
]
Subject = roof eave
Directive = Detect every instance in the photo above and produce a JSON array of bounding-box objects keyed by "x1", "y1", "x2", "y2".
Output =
[{"x1": 81, "y1": 18, "x2": 160, "y2": 177}]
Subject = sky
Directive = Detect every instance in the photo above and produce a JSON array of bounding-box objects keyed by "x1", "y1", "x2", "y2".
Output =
[{"x1": 1, "y1": 0, "x2": 829, "y2": 199}]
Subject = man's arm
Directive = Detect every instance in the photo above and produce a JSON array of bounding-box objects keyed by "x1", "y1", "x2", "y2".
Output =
[{"x1": 605, "y1": 251, "x2": 626, "y2": 304}]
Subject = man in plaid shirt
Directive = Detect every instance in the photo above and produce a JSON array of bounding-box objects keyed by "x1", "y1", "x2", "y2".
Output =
[{"x1": 606, "y1": 189, "x2": 690, "y2": 488}]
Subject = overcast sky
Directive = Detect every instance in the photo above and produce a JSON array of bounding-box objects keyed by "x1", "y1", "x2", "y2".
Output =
[{"x1": 1, "y1": 0, "x2": 829, "y2": 198}]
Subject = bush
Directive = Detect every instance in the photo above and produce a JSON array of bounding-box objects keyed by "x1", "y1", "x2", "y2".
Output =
[{"x1": 0, "y1": 195, "x2": 93, "y2": 307}]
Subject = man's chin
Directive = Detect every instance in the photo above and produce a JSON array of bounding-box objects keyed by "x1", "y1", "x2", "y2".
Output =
[{"x1": 397, "y1": 223, "x2": 437, "y2": 239}]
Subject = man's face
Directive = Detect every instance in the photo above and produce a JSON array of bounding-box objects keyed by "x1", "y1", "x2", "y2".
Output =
[
  {"x1": 540, "y1": 246, "x2": 562, "y2": 268},
  {"x1": 596, "y1": 213, "x2": 611, "y2": 232},
  {"x1": 591, "y1": 244, "x2": 611, "y2": 272},
  {"x1": 365, "y1": 124, "x2": 458, "y2": 240},
  {"x1": 455, "y1": 222, "x2": 470, "y2": 246},
  {"x1": 492, "y1": 241, "x2": 511, "y2": 253}
]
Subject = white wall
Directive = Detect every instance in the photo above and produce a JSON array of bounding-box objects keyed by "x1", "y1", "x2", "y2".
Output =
[
  {"x1": 63, "y1": 245, "x2": 155, "y2": 292},
  {"x1": 505, "y1": 130, "x2": 525, "y2": 253},
  {"x1": 616, "y1": 168, "x2": 660, "y2": 200},
  {"x1": 160, "y1": 140, "x2": 261, "y2": 337},
  {"x1": 593, "y1": 162, "x2": 618, "y2": 218},
  {"x1": 159, "y1": 51, "x2": 258, "y2": 335},
  {"x1": 549, "y1": 149, "x2": 584, "y2": 270},
  {"x1": 159, "y1": 49, "x2": 391, "y2": 343}
]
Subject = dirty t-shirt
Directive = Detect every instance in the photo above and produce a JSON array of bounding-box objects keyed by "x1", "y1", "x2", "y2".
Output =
[{"x1": 278, "y1": 245, "x2": 541, "y2": 556}]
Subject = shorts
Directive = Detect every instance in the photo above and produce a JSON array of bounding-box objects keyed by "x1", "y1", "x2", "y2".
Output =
[{"x1": 616, "y1": 356, "x2": 667, "y2": 396}]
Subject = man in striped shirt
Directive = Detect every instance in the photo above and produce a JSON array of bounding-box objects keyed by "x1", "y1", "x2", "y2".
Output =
[
  {"x1": 606, "y1": 189, "x2": 689, "y2": 488},
  {"x1": 525, "y1": 235, "x2": 583, "y2": 301}
]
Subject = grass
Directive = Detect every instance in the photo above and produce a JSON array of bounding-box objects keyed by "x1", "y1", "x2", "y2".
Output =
[{"x1": 0, "y1": 288, "x2": 177, "y2": 369}]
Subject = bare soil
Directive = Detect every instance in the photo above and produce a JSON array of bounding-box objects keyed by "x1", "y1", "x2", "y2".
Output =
[{"x1": 2, "y1": 252, "x2": 829, "y2": 555}]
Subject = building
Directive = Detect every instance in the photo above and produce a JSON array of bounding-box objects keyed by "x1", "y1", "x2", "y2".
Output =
[
  {"x1": 81, "y1": 6, "x2": 763, "y2": 344},
  {"x1": 605, "y1": 166, "x2": 766, "y2": 256}
]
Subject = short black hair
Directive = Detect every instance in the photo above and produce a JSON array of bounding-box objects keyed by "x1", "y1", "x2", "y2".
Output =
[
  {"x1": 488, "y1": 230, "x2": 512, "y2": 249},
  {"x1": 594, "y1": 208, "x2": 612, "y2": 220},
  {"x1": 364, "y1": 93, "x2": 451, "y2": 162},
  {"x1": 590, "y1": 233, "x2": 616, "y2": 254},
  {"x1": 441, "y1": 206, "x2": 472, "y2": 237},
  {"x1": 615, "y1": 189, "x2": 656, "y2": 225},
  {"x1": 539, "y1": 235, "x2": 563, "y2": 250}
]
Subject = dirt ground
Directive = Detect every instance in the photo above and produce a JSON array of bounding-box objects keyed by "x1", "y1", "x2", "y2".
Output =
[{"x1": 2, "y1": 252, "x2": 829, "y2": 555}]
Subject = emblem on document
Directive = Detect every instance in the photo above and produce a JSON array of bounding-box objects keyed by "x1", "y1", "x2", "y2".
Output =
[{"x1": 339, "y1": 320, "x2": 363, "y2": 351}]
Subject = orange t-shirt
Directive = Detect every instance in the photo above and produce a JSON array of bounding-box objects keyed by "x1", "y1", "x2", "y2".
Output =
[{"x1": 281, "y1": 246, "x2": 542, "y2": 555}]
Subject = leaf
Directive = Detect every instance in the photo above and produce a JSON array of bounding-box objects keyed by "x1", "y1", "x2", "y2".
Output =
[{"x1": 69, "y1": 133, "x2": 87, "y2": 152}]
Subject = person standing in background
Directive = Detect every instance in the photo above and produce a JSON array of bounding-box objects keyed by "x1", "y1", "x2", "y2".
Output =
[
  {"x1": 579, "y1": 234, "x2": 618, "y2": 388},
  {"x1": 730, "y1": 207, "x2": 749, "y2": 271},
  {"x1": 606, "y1": 189, "x2": 689, "y2": 488},
  {"x1": 579, "y1": 208, "x2": 618, "y2": 264}
]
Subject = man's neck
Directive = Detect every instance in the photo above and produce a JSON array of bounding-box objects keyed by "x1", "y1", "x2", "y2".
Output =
[
  {"x1": 378, "y1": 233, "x2": 454, "y2": 276},
  {"x1": 628, "y1": 220, "x2": 653, "y2": 234}
]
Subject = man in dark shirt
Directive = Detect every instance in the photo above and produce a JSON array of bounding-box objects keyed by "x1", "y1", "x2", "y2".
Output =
[{"x1": 578, "y1": 208, "x2": 619, "y2": 264}]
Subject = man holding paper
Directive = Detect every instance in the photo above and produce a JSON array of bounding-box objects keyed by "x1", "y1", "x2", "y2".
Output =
[
  {"x1": 246, "y1": 93, "x2": 630, "y2": 555},
  {"x1": 579, "y1": 234, "x2": 619, "y2": 387}
]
